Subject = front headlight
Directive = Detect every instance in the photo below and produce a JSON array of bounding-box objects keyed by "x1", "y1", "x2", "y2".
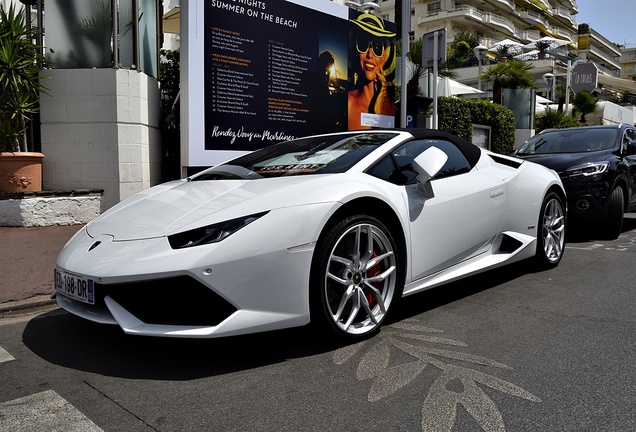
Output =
[
  {"x1": 168, "y1": 212, "x2": 268, "y2": 249},
  {"x1": 563, "y1": 161, "x2": 609, "y2": 178}
]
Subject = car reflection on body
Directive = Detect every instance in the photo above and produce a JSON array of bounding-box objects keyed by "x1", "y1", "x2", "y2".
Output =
[
  {"x1": 513, "y1": 124, "x2": 636, "y2": 239},
  {"x1": 54, "y1": 129, "x2": 566, "y2": 340}
]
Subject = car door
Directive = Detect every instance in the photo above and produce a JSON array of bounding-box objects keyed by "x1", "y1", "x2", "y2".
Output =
[
  {"x1": 368, "y1": 138, "x2": 507, "y2": 282},
  {"x1": 622, "y1": 127, "x2": 636, "y2": 208}
]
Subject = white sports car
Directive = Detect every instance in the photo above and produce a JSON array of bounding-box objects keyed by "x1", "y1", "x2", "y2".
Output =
[{"x1": 54, "y1": 129, "x2": 566, "y2": 340}]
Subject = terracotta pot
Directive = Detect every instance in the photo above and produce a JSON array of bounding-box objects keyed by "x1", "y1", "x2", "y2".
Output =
[{"x1": 0, "y1": 152, "x2": 45, "y2": 192}]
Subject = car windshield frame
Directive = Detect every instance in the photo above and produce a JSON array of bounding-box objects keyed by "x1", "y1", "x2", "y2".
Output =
[
  {"x1": 516, "y1": 128, "x2": 619, "y2": 155},
  {"x1": 191, "y1": 132, "x2": 399, "y2": 180}
]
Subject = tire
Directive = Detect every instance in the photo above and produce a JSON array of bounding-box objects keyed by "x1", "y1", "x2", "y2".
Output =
[
  {"x1": 604, "y1": 187, "x2": 624, "y2": 240},
  {"x1": 310, "y1": 214, "x2": 401, "y2": 340},
  {"x1": 535, "y1": 192, "x2": 566, "y2": 268}
]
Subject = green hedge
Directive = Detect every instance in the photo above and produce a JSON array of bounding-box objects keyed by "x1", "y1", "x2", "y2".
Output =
[{"x1": 437, "y1": 97, "x2": 516, "y2": 155}]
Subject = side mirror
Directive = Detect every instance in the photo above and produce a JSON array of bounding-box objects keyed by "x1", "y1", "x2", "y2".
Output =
[{"x1": 412, "y1": 146, "x2": 448, "y2": 197}]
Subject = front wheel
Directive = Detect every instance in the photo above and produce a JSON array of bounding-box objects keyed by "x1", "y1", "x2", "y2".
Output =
[
  {"x1": 535, "y1": 191, "x2": 566, "y2": 268},
  {"x1": 603, "y1": 187, "x2": 624, "y2": 240},
  {"x1": 310, "y1": 215, "x2": 401, "y2": 340}
]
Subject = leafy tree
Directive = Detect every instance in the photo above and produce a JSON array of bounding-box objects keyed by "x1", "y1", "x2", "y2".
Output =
[
  {"x1": 447, "y1": 30, "x2": 482, "y2": 68},
  {"x1": 159, "y1": 49, "x2": 181, "y2": 181},
  {"x1": 159, "y1": 49, "x2": 180, "y2": 130}
]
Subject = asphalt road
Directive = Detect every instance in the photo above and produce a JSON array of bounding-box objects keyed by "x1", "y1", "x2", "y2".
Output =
[{"x1": 1, "y1": 217, "x2": 635, "y2": 431}]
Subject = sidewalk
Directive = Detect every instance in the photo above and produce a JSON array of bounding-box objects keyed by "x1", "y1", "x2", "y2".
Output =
[{"x1": 0, "y1": 225, "x2": 83, "y2": 308}]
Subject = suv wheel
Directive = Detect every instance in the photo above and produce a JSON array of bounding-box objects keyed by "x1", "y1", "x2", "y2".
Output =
[{"x1": 604, "y1": 187, "x2": 624, "y2": 240}]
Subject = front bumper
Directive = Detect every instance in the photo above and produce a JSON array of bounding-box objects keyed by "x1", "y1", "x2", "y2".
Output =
[
  {"x1": 54, "y1": 204, "x2": 332, "y2": 338},
  {"x1": 562, "y1": 176, "x2": 611, "y2": 222}
]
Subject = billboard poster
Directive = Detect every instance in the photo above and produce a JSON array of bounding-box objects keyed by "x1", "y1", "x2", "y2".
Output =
[{"x1": 188, "y1": 0, "x2": 396, "y2": 166}]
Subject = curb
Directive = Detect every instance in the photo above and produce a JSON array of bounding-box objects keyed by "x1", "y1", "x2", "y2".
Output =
[{"x1": 0, "y1": 295, "x2": 57, "y2": 315}]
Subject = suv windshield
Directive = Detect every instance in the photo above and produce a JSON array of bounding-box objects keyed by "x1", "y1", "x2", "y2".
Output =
[
  {"x1": 516, "y1": 128, "x2": 618, "y2": 155},
  {"x1": 192, "y1": 133, "x2": 398, "y2": 180}
]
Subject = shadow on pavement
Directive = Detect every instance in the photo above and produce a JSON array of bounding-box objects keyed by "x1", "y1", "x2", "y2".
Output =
[
  {"x1": 567, "y1": 214, "x2": 636, "y2": 243},
  {"x1": 22, "y1": 261, "x2": 531, "y2": 381},
  {"x1": 22, "y1": 309, "x2": 348, "y2": 381}
]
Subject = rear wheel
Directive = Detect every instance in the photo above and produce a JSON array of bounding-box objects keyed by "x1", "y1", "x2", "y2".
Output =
[
  {"x1": 603, "y1": 187, "x2": 624, "y2": 240},
  {"x1": 310, "y1": 215, "x2": 401, "y2": 340},
  {"x1": 535, "y1": 192, "x2": 566, "y2": 268}
]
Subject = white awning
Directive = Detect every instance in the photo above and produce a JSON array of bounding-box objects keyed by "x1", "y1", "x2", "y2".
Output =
[
  {"x1": 598, "y1": 73, "x2": 636, "y2": 94},
  {"x1": 163, "y1": 6, "x2": 180, "y2": 34}
]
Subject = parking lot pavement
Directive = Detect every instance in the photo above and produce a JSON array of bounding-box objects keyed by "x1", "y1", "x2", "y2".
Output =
[{"x1": 0, "y1": 225, "x2": 83, "y2": 305}]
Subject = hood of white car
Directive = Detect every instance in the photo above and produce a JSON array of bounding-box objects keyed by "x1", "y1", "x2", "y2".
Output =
[{"x1": 87, "y1": 176, "x2": 335, "y2": 241}]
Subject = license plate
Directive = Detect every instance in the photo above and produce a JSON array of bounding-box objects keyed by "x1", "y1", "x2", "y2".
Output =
[{"x1": 54, "y1": 269, "x2": 95, "y2": 305}]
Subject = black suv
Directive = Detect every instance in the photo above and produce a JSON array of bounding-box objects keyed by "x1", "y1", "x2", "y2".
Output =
[{"x1": 513, "y1": 124, "x2": 636, "y2": 239}]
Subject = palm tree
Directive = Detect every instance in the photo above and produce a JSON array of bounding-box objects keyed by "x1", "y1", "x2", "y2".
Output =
[
  {"x1": 554, "y1": 83, "x2": 569, "y2": 113},
  {"x1": 479, "y1": 60, "x2": 536, "y2": 104},
  {"x1": 572, "y1": 90, "x2": 598, "y2": 123}
]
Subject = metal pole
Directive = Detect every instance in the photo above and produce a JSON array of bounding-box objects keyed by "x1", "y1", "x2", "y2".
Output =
[
  {"x1": 400, "y1": 0, "x2": 410, "y2": 128},
  {"x1": 112, "y1": 0, "x2": 119, "y2": 68},
  {"x1": 432, "y1": 30, "x2": 438, "y2": 130},
  {"x1": 565, "y1": 60, "x2": 571, "y2": 116},
  {"x1": 132, "y1": 0, "x2": 139, "y2": 70},
  {"x1": 36, "y1": 0, "x2": 43, "y2": 53},
  {"x1": 477, "y1": 58, "x2": 482, "y2": 94}
]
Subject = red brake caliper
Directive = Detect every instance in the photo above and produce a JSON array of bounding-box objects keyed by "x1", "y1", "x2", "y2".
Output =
[{"x1": 365, "y1": 251, "x2": 380, "y2": 307}]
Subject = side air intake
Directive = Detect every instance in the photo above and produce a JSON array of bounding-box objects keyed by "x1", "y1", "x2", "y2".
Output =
[{"x1": 498, "y1": 233, "x2": 523, "y2": 254}]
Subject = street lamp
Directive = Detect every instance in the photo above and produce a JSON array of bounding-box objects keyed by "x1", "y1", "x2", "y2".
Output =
[
  {"x1": 473, "y1": 44, "x2": 487, "y2": 95},
  {"x1": 542, "y1": 72, "x2": 555, "y2": 103},
  {"x1": 344, "y1": 0, "x2": 380, "y2": 14}
]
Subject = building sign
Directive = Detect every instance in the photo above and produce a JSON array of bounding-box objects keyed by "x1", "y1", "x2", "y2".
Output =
[
  {"x1": 184, "y1": 0, "x2": 396, "y2": 167},
  {"x1": 571, "y1": 62, "x2": 599, "y2": 94}
]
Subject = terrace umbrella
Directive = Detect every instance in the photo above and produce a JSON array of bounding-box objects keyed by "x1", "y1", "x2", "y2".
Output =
[
  {"x1": 488, "y1": 38, "x2": 524, "y2": 57},
  {"x1": 523, "y1": 36, "x2": 569, "y2": 50},
  {"x1": 437, "y1": 77, "x2": 483, "y2": 96}
]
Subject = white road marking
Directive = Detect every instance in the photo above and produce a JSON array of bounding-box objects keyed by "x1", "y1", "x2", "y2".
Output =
[
  {"x1": 0, "y1": 346, "x2": 14, "y2": 363},
  {"x1": 566, "y1": 243, "x2": 604, "y2": 250},
  {"x1": 0, "y1": 390, "x2": 103, "y2": 432}
]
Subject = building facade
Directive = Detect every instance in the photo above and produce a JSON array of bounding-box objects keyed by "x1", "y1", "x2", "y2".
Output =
[{"x1": 336, "y1": 1, "x2": 634, "y2": 101}]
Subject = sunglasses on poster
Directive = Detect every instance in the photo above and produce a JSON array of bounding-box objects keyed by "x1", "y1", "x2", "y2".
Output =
[{"x1": 355, "y1": 36, "x2": 386, "y2": 57}]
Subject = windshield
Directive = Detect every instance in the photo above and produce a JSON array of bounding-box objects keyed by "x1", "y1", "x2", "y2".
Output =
[
  {"x1": 192, "y1": 133, "x2": 398, "y2": 180},
  {"x1": 516, "y1": 128, "x2": 618, "y2": 155}
]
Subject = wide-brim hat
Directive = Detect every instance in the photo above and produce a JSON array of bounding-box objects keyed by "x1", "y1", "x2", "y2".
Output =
[{"x1": 350, "y1": 13, "x2": 395, "y2": 38}]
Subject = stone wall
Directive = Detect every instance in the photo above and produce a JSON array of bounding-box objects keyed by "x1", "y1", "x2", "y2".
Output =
[{"x1": 0, "y1": 194, "x2": 101, "y2": 227}]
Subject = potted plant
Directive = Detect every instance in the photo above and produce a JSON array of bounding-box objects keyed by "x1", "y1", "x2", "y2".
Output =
[
  {"x1": 535, "y1": 40, "x2": 551, "y2": 59},
  {"x1": 496, "y1": 45, "x2": 510, "y2": 62},
  {"x1": 479, "y1": 59, "x2": 537, "y2": 104},
  {"x1": 0, "y1": 3, "x2": 47, "y2": 192}
]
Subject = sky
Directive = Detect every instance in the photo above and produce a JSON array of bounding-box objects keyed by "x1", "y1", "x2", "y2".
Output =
[{"x1": 575, "y1": 0, "x2": 634, "y2": 46}]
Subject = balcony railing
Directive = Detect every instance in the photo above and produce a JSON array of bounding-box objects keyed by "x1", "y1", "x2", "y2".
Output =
[
  {"x1": 550, "y1": 27, "x2": 576, "y2": 45},
  {"x1": 484, "y1": 12, "x2": 515, "y2": 34},
  {"x1": 488, "y1": 0, "x2": 516, "y2": 13},
  {"x1": 553, "y1": 7, "x2": 574, "y2": 25},
  {"x1": 527, "y1": 0, "x2": 550, "y2": 11},
  {"x1": 519, "y1": 10, "x2": 548, "y2": 29},
  {"x1": 418, "y1": 4, "x2": 484, "y2": 25},
  {"x1": 420, "y1": 4, "x2": 514, "y2": 35}
]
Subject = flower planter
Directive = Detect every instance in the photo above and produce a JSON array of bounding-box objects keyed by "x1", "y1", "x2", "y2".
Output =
[{"x1": 0, "y1": 152, "x2": 44, "y2": 192}]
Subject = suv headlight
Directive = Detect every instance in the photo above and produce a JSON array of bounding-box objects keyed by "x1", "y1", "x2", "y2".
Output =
[
  {"x1": 563, "y1": 161, "x2": 609, "y2": 178},
  {"x1": 168, "y1": 212, "x2": 268, "y2": 249}
]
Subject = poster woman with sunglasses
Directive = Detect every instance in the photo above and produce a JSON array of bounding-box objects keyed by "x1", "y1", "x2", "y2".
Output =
[{"x1": 347, "y1": 13, "x2": 396, "y2": 130}]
